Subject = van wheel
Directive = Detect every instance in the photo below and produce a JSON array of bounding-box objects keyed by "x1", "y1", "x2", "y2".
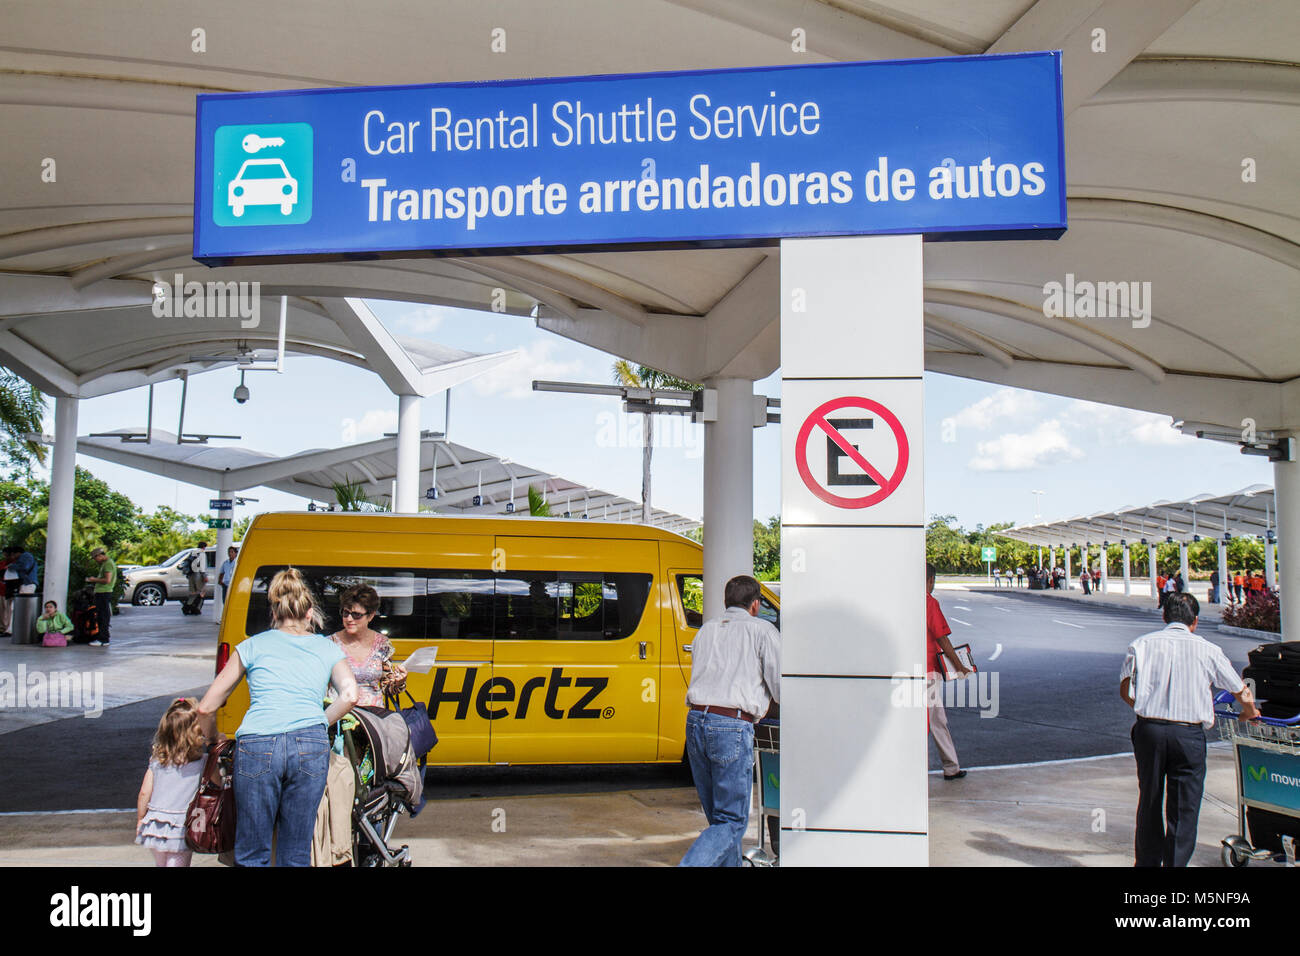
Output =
[{"x1": 133, "y1": 583, "x2": 165, "y2": 607}]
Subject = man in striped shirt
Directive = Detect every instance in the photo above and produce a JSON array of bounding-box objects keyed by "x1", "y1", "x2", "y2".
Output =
[{"x1": 1120, "y1": 591, "x2": 1258, "y2": 866}]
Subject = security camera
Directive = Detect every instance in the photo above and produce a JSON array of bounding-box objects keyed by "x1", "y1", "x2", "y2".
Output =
[{"x1": 233, "y1": 383, "x2": 250, "y2": 404}]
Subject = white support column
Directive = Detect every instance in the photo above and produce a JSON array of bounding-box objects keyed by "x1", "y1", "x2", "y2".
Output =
[
  {"x1": 1148, "y1": 543, "x2": 1158, "y2": 601},
  {"x1": 1217, "y1": 538, "x2": 1230, "y2": 607},
  {"x1": 780, "y1": 234, "x2": 926, "y2": 866},
  {"x1": 212, "y1": 487, "x2": 233, "y2": 623},
  {"x1": 43, "y1": 396, "x2": 79, "y2": 610},
  {"x1": 1265, "y1": 536, "x2": 1277, "y2": 592},
  {"x1": 1037, "y1": 545, "x2": 1042, "y2": 570},
  {"x1": 395, "y1": 394, "x2": 421, "y2": 514},
  {"x1": 1276, "y1": 457, "x2": 1298, "y2": 642},
  {"x1": 1048, "y1": 547, "x2": 1055, "y2": 575},
  {"x1": 1099, "y1": 545, "x2": 1109, "y2": 595},
  {"x1": 1123, "y1": 544, "x2": 1131, "y2": 596},
  {"x1": 702, "y1": 377, "x2": 754, "y2": 620},
  {"x1": 1179, "y1": 542, "x2": 1190, "y2": 592},
  {"x1": 1064, "y1": 547, "x2": 1072, "y2": 590}
]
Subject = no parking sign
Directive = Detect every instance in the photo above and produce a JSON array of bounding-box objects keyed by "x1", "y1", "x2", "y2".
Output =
[{"x1": 794, "y1": 396, "x2": 910, "y2": 509}]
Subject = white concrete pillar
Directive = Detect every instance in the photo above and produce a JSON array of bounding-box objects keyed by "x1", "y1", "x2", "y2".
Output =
[
  {"x1": 1276, "y1": 457, "x2": 1298, "y2": 641},
  {"x1": 1099, "y1": 544, "x2": 1109, "y2": 594},
  {"x1": 1064, "y1": 547, "x2": 1072, "y2": 590},
  {"x1": 1048, "y1": 547, "x2": 1055, "y2": 575},
  {"x1": 1265, "y1": 536, "x2": 1277, "y2": 592},
  {"x1": 780, "y1": 234, "x2": 926, "y2": 865},
  {"x1": 43, "y1": 397, "x2": 79, "y2": 611},
  {"x1": 395, "y1": 394, "x2": 421, "y2": 514},
  {"x1": 1123, "y1": 544, "x2": 1131, "y2": 596},
  {"x1": 1217, "y1": 538, "x2": 1230, "y2": 606},
  {"x1": 1148, "y1": 543, "x2": 1158, "y2": 602},
  {"x1": 1179, "y1": 542, "x2": 1190, "y2": 593},
  {"x1": 212, "y1": 487, "x2": 233, "y2": 622},
  {"x1": 702, "y1": 377, "x2": 754, "y2": 620},
  {"x1": 1036, "y1": 545, "x2": 1042, "y2": 570}
]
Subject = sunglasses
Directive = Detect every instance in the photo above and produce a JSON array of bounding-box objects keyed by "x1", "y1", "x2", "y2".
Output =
[{"x1": 341, "y1": 609, "x2": 370, "y2": 619}]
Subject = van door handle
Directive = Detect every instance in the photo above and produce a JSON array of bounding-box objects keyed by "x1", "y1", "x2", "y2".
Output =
[
  {"x1": 682, "y1": 643, "x2": 692, "y2": 653},
  {"x1": 639, "y1": 641, "x2": 647, "y2": 660}
]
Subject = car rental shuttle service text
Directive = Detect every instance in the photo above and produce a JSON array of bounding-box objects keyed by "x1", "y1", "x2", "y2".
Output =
[{"x1": 215, "y1": 513, "x2": 778, "y2": 765}]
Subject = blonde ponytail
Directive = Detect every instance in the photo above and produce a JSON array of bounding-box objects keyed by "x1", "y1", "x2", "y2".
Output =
[{"x1": 268, "y1": 567, "x2": 322, "y2": 630}]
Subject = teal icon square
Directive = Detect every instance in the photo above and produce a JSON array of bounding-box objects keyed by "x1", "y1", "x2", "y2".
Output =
[{"x1": 213, "y1": 123, "x2": 312, "y2": 227}]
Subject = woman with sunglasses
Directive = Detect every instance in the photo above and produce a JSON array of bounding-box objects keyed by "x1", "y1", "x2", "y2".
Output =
[{"x1": 329, "y1": 584, "x2": 407, "y2": 707}]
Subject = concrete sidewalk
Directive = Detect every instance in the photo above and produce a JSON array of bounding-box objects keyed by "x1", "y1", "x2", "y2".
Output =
[
  {"x1": 0, "y1": 603, "x2": 1263, "y2": 867},
  {"x1": 0, "y1": 745, "x2": 1248, "y2": 867}
]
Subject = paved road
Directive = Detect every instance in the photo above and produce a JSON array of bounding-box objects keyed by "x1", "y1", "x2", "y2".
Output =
[
  {"x1": 929, "y1": 587, "x2": 1256, "y2": 771},
  {"x1": 0, "y1": 593, "x2": 1262, "y2": 811}
]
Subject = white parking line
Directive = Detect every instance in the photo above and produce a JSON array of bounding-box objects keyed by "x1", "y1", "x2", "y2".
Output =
[
  {"x1": 0, "y1": 808, "x2": 132, "y2": 816},
  {"x1": 993, "y1": 607, "x2": 1011, "y2": 614},
  {"x1": 953, "y1": 605, "x2": 972, "y2": 611},
  {"x1": 1052, "y1": 619, "x2": 1085, "y2": 629},
  {"x1": 950, "y1": 617, "x2": 972, "y2": 627},
  {"x1": 929, "y1": 751, "x2": 1132, "y2": 774}
]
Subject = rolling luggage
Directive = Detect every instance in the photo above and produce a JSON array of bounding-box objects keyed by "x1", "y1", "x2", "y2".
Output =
[{"x1": 1243, "y1": 642, "x2": 1300, "y2": 719}]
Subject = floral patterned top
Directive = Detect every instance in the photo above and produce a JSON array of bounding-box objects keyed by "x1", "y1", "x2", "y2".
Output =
[{"x1": 330, "y1": 631, "x2": 394, "y2": 708}]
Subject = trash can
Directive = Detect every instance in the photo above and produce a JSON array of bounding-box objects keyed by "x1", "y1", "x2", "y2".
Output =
[{"x1": 10, "y1": 592, "x2": 38, "y2": 644}]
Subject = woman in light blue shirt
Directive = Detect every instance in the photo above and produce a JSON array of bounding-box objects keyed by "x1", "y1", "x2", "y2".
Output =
[{"x1": 198, "y1": 567, "x2": 358, "y2": 866}]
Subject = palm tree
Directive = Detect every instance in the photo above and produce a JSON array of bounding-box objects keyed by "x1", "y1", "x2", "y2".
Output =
[
  {"x1": 0, "y1": 368, "x2": 47, "y2": 471},
  {"x1": 611, "y1": 362, "x2": 699, "y2": 524},
  {"x1": 527, "y1": 484, "x2": 552, "y2": 517}
]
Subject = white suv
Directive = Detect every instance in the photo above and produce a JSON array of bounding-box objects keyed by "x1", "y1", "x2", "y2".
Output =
[{"x1": 122, "y1": 546, "x2": 235, "y2": 606}]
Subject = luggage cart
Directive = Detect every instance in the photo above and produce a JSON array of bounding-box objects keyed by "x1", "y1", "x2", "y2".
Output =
[
  {"x1": 743, "y1": 719, "x2": 779, "y2": 867},
  {"x1": 1214, "y1": 691, "x2": 1300, "y2": 867}
]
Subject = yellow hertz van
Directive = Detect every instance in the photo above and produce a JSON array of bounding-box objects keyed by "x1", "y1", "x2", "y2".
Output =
[{"x1": 215, "y1": 513, "x2": 780, "y2": 765}]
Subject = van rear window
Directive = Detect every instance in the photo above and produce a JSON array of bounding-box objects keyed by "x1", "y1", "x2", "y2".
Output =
[{"x1": 246, "y1": 566, "x2": 651, "y2": 641}]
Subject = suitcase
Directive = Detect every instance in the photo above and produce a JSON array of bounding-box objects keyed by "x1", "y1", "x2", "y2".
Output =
[{"x1": 1243, "y1": 642, "x2": 1300, "y2": 712}]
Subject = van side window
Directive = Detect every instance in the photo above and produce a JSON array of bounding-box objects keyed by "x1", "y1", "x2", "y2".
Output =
[
  {"x1": 498, "y1": 571, "x2": 653, "y2": 641},
  {"x1": 245, "y1": 566, "x2": 426, "y2": 640},
  {"x1": 496, "y1": 572, "x2": 559, "y2": 640},
  {"x1": 428, "y1": 572, "x2": 494, "y2": 639},
  {"x1": 757, "y1": 594, "x2": 779, "y2": 630},
  {"x1": 676, "y1": 574, "x2": 704, "y2": 630}
]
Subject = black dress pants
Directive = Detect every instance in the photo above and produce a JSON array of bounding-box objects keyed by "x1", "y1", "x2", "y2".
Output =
[{"x1": 1131, "y1": 717, "x2": 1207, "y2": 866}]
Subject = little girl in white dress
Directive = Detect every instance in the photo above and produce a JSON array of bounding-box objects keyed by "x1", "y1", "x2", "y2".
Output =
[{"x1": 135, "y1": 697, "x2": 206, "y2": 866}]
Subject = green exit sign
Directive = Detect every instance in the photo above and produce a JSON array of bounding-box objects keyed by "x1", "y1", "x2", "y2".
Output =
[
  {"x1": 981, "y1": 546, "x2": 997, "y2": 561},
  {"x1": 207, "y1": 518, "x2": 232, "y2": 529}
]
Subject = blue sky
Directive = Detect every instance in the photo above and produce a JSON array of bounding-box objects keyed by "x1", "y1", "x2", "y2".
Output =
[{"x1": 61, "y1": 300, "x2": 1270, "y2": 531}]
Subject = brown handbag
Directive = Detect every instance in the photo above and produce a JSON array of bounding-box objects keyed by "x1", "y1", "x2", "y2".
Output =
[{"x1": 185, "y1": 739, "x2": 236, "y2": 854}]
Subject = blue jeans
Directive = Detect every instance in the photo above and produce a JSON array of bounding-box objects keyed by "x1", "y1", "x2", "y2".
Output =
[
  {"x1": 680, "y1": 710, "x2": 754, "y2": 867},
  {"x1": 233, "y1": 726, "x2": 329, "y2": 867}
]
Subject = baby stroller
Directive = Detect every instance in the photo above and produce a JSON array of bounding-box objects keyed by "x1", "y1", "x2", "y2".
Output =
[{"x1": 331, "y1": 706, "x2": 426, "y2": 867}]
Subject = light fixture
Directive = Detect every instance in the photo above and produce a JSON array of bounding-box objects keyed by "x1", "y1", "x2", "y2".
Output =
[{"x1": 233, "y1": 369, "x2": 250, "y2": 404}]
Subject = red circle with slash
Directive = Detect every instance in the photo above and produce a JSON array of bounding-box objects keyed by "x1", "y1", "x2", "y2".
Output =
[{"x1": 795, "y1": 396, "x2": 910, "y2": 508}]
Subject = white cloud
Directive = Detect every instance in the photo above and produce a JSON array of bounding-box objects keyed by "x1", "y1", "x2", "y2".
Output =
[
  {"x1": 968, "y1": 420, "x2": 1084, "y2": 472},
  {"x1": 949, "y1": 387, "x2": 1040, "y2": 431},
  {"x1": 393, "y1": 304, "x2": 449, "y2": 334},
  {"x1": 1061, "y1": 401, "x2": 1192, "y2": 447},
  {"x1": 348, "y1": 408, "x2": 398, "y2": 442},
  {"x1": 468, "y1": 341, "x2": 585, "y2": 399}
]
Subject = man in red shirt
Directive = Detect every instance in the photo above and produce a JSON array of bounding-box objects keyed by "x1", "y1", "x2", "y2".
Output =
[{"x1": 927, "y1": 563, "x2": 973, "y2": 780}]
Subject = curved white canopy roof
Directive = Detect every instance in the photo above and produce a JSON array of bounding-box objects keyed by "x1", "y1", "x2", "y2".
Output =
[
  {"x1": 76, "y1": 428, "x2": 701, "y2": 532},
  {"x1": 0, "y1": 0, "x2": 1296, "y2": 432},
  {"x1": 998, "y1": 483, "x2": 1277, "y2": 545}
]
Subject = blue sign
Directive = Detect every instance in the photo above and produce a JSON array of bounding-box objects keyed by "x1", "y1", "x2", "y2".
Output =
[
  {"x1": 1240, "y1": 745, "x2": 1300, "y2": 812},
  {"x1": 209, "y1": 498, "x2": 233, "y2": 510},
  {"x1": 194, "y1": 53, "x2": 1065, "y2": 263}
]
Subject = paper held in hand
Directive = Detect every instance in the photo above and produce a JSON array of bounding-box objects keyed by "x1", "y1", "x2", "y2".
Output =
[
  {"x1": 937, "y1": 644, "x2": 976, "y2": 681},
  {"x1": 400, "y1": 646, "x2": 439, "y2": 674}
]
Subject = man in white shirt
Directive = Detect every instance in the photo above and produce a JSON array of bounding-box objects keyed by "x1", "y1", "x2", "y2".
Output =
[
  {"x1": 1120, "y1": 591, "x2": 1258, "y2": 866},
  {"x1": 679, "y1": 574, "x2": 780, "y2": 867},
  {"x1": 218, "y1": 546, "x2": 238, "y2": 601}
]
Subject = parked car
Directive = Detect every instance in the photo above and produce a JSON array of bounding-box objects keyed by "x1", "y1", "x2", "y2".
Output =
[{"x1": 123, "y1": 546, "x2": 237, "y2": 606}]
